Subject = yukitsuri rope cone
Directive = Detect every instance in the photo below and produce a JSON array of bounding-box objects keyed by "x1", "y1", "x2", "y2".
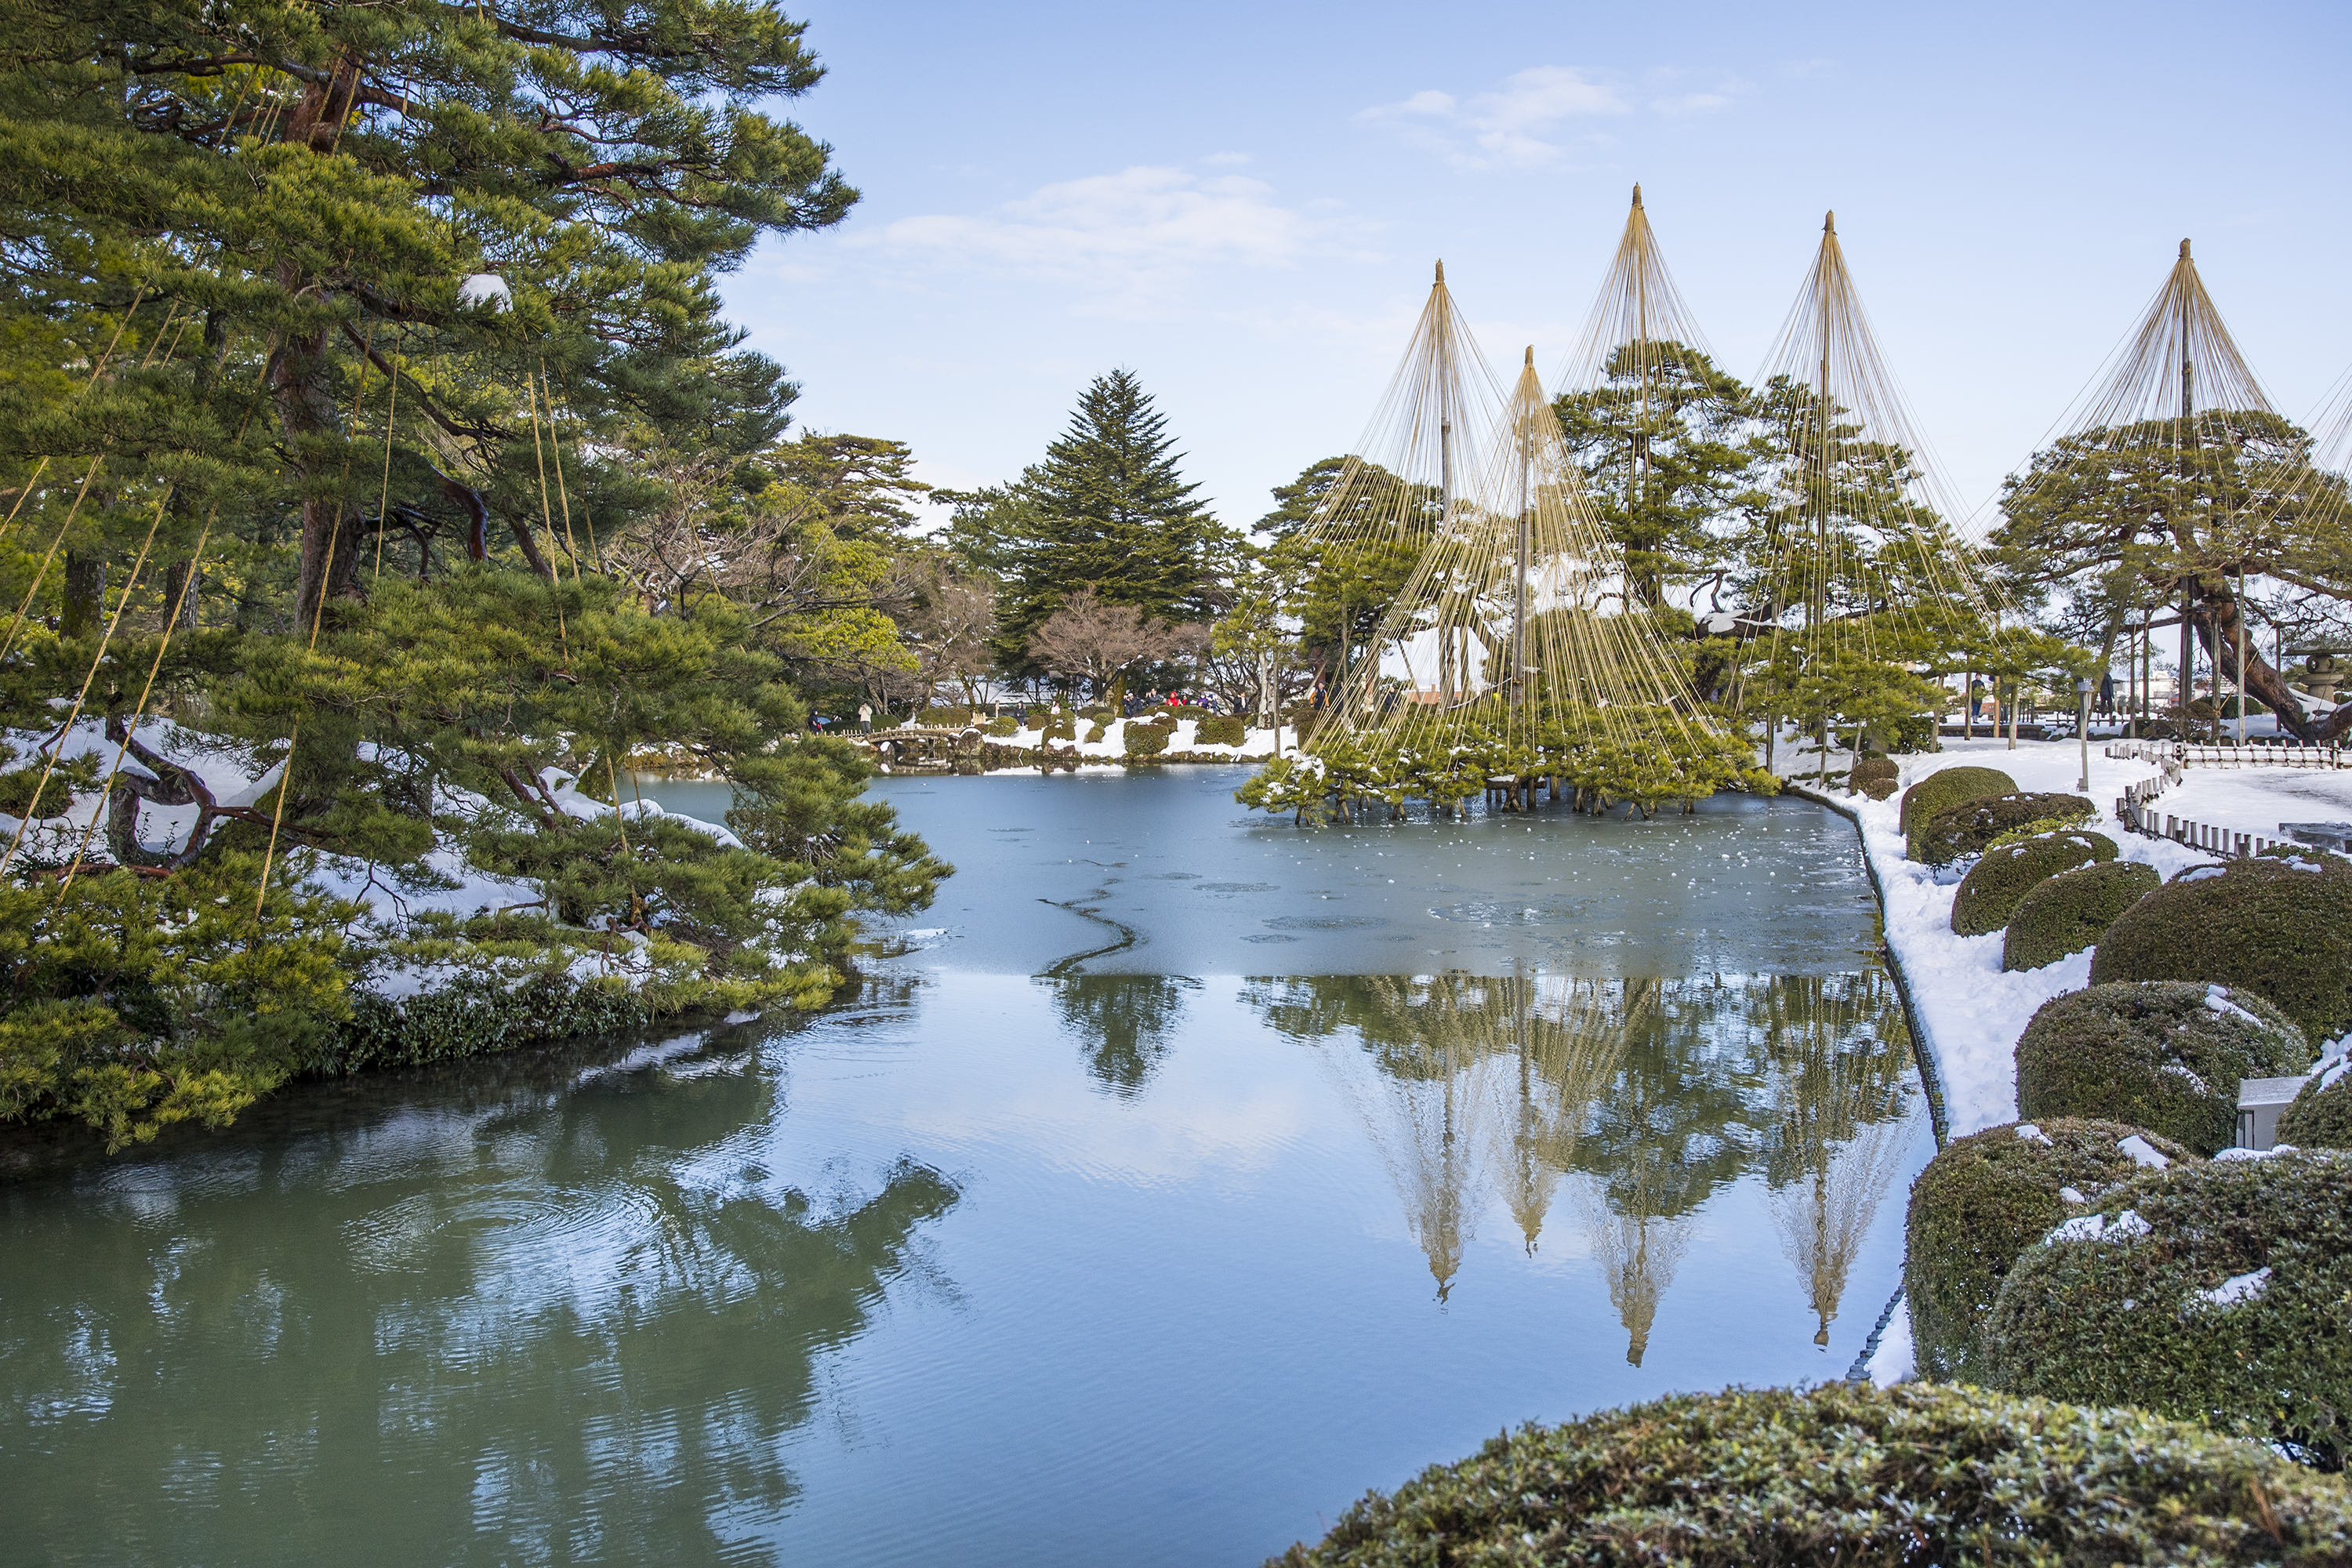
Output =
[{"x1": 1276, "y1": 256, "x2": 1751, "y2": 822}]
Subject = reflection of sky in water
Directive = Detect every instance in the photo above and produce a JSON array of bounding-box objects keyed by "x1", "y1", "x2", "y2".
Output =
[{"x1": 0, "y1": 771, "x2": 1928, "y2": 1568}]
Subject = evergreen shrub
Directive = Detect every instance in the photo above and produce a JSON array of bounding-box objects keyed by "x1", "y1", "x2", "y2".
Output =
[
  {"x1": 1917, "y1": 792, "x2": 2093, "y2": 867},
  {"x1": 1123, "y1": 724, "x2": 1171, "y2": 759},
  {"x1": 1980, "y1": 1150, "x2": 2352, "y2": 1469},
  {"x1": 1083, "y1": 722, "x2": 1107, "y2": 743},
  {"x1": 2015, "y1": 981, "x2": 2308, "y2": 1155},
  {"x1": 1904, "y1": 1117, "x2": 2193, "y2": 1381},
  {"x1": 1849, "y1": 754, "x2": 1898, "y2": 797},
  {"x1": 2004, "y1": 859, "x2": 2159, "y2": 971},
  {"x1": 1898, "y1": 764, "x2": 2016, "y2": 845},
  {"x1": 985, "y1": 716, "x2": 1018, "y2": 738},
  {"x1": 1950, "y1": 831, "x2": 2116, "y2": 935},
  {"x1": 1890, "y1": 713, "x2": 1938, "y2": 753},
  {"x1": 2277, "y1": 1055, "x2": 2352, "y2": 1150},
  {"x1": 1194, "y1": 713, "x2": 1247, "y2": 747},
  {"x1": 1270, "y1": 1381, "x2": 2352, "y2": 1566},
  {"x1": 2090, "y1": 853, "x2": 2352, "y2": 1041},
  {"x1": 916, "y1": 706, "x2": 969, "y2": 726},
  {"x1": 337, "y1": 971, "x2": 646, "y2": 1073}
]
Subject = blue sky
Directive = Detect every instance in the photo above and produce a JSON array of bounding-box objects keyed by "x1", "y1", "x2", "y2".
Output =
[{"x1": 724, "y1": 0, "x2": 2352, "y2": 535}]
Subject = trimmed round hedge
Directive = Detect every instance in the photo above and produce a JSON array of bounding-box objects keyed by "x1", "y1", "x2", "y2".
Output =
[
  {"x1": 1905, "y1": 1117, "x2": 2194, "y2": 1381},
  {"x1": 1980, "y1": 1149, "x2": 2352, "y2": 1469},
  {"x1": 1917, "y1": 791, "x2": 2094, "y2": 868},
  {"x1": 1950, "y1": 830, "x2": 2117, "y2": 935},
  {"x1": 1193, "y1": 713, "x2": 1248, "y2": 747},
  {"x1": 1270, "y1": 1381, "x2": 2352, "y2": 1566},
  {"x1": 1849, "y1": 754, "x2": 1898, "y2": 798},
  {"x1": 2091, "y1": 853, "x2": 2352, "y2": 1042},
  {"x1": 1899, "y1": 764, "x2": 2016, "y2": 847},
  {"x1": 2016, "y1": 982, "x2": 2309, "y2": 1156},
  {"x1": 2004, "y1": 858, "x2": 2160, "y2": 971},
  {"x1": 2278, "y1": 1056, "x2": 2352, "y2": 1150}
]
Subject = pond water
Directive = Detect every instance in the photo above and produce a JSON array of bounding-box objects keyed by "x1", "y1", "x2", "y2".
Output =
[{"x1": 1, "y1": 768, "x2": 1930, "y2": 1567}]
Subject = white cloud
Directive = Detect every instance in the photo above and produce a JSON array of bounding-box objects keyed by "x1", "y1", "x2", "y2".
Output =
[
  {"x1": 1357, "y1": 66, "x2": 1631, "y2": 169},
  {"x1": 862, "y1": 166, "x2": 1371, "y2": 310}
]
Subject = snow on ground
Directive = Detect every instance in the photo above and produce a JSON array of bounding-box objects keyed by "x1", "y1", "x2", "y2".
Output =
[
  {"x1": 1787, "y1": 734, "x2": 2320, "y2": 1138},
  {"x1": 978, "y1": 714, "x2": 1302, "y2": 772}
]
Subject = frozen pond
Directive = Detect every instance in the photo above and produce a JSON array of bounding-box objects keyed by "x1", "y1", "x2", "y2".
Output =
[{"x1": 0, "y1": 768, "x2": 1930, "y2": 1566}]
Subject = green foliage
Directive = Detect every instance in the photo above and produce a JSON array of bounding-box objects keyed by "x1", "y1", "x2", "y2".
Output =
[
  {"x1": 2015, "y1": 981, "x2": 2308, "y2": 1156},
  {"x1": 1194, "y1": 713, "x2": 1247, "y2": 747},
  {"x1": 1889, "y1": 713, "x2": 1939, "y2": 753},
  {"x1": 0, "y1": 855, "x2": 354, "y2": 1150},
  {"x1": 991, "y1": 369, "x2": 1229, "y2": 670},
  {"x1": 1916, "y1": 792, "x2": 2093, "y2": 868},
  {"x1": 1271, "y1": 1381, "x2": 2352, "y2": 1566},
  {"x1": 1950, "y1": 831, "x2": 2116, "y2": 935},
  {"x1": 1121, "y1": 724, "x2": 1171, "y2": 760},
  {"x1": 2004, "y1": 859, "x2": 2160, "y2": 971},
  {"x1": 1905, "y1": 1118, "x2": 2194, "y2": 1381},
  {"x1": 2091, "y1": 854, "x2": 2352, "y2": 1041},
  {"x1": 1980, "y1": 1150, "x2": 2352, "y2": 1469},
  {"x1": 2278, "y1": 1062, "x2": 2352, "y2": 1150},
  {"x1": 985, "y1": 715, "x2": 1018, "y2": 737},
  {"x1": 1848, "y1": 754, "x2": 1898, "y2": 796},
  {"x1": 1083, "y1": 721, "x2": 1107, "y2": 744},
  {"x1": 1898, "y1": 764, "x2": 2016, "y2": 848},
  {"x1": 1553, "y1": 342, "x2": 1759, "y2": 611}
]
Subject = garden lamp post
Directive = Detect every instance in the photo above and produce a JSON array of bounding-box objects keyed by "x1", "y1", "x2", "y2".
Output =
[{"x1": 2076, "y1": 677, "x2": 2093, "y2": 791}]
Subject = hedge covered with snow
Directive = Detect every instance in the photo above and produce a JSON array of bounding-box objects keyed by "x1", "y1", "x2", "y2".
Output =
[
  {"x1": 2003, "y1": 858, "x2": 2158, "y2": 972},
  {"x1": 2278, "y1": 1047, "x2": 2352, "y2": 1151},
  {"x1": 1905, "y1": 1117, "x2": 2193, "y2": 1381},
  {"x1": 1270, "y1": 1381, "x2": 2352, "y2": 1566},
  {"x1": 2090, "y1": 852, "x2": 2352, "y2": 1041},
  {"x1": 1898, "y1": 765, "x2": 2016, "y2": 857},
  {"x1": 2015, "y1": 981, "x2": 2307, "y2": 1155},
  {"x1": 1950, "y1": 830, "x2": 2116, "y2": 936},
  {"x1": 1915, "y1": 791, "x2": 2094, "y2": 869},
  {"x1": 1980, "y1": 1149, "x2": 2352, "y2": 1469}
]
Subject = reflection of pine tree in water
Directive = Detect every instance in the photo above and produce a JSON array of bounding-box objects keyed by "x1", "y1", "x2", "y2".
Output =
[
  {"x1": 0, "y1": 1054, "x2": 963, "y2": 1564},
  {"x1": 1569, "y1": 980, "x2": 1736, "y2": 1366},
  {"x1": 1755, "y1": 972, "x2": 1917, "y2": 1349},
  {"x1": 1051, "y1": 975, "x2": 1200, "y2": 1098},
  {"x1": 1489, "y1": 975, "x2": 1639, "y2": 1256},
  {"x1": 1247, "y1": 967, "x2": 1916, "y2": 1344},
  {"x1": 1260, "y1": 971, "x2": 1628, "y2": 1301}
]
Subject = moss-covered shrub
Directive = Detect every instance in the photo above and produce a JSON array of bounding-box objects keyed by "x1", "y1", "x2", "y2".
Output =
[
  {"x1": 1898, "y1": 764, "x2": 2015, "y2": 838},
  {"x1": 1194, "y1": 713, "x2": 1247, "y2": 747},
  {"x1": 2091, "y1": 854, "x2": 2352, "y2": 1042},
  {"x1": 1849, "y1": 754, "x2": 1898, "y2": 797},
  {"x1": 916, "y1": 706, "x2": 970, "y2": 726},
  {"x1": 1270, "y1": 1381, "x2": 2352, "y2": 1566},
  {"x1": 1980, "y1": 1150, "x2": 2352, "y2": 1468},
  {"x1": 2278, "y1": 1054, "x2": 2352, "y2": 1150},
  {"x1": 2016, "y1": 981, "x2": 2309, "y2": 1155},
  {"x1": 985, "y1": 715, "x2": 1018, "y2": 738},
  {"x1": 1083, "y1": 721, "x2": 1107, "y2": 744},
  {"x1": 2003, "y1": 858, "x2": 2160, "y2": 971},
  {"x1": 1040, "y1": 713, "x2": 1076, "y2": 743},
  {"x1": 1905, "y1": 1118, "x2": 2193, "y2": 1381},
  {"x1": 1950, "y1": 831, "x2": 2116, "y2": 935},
  {"x1": 1123, "y1": 724, "x2": 1171, "y2": 759},
  {"x1": 1917, "y1": 792, "x2": 2094, "y2": 868}
]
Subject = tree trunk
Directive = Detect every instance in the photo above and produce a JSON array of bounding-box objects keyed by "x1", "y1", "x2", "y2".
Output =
[
  {"x1": 2195, "y1": 586, "x2": 2347, "y2": 744},
  {"x1": 61, "y1": 552, "x2": 105, "y2": 639},
  {"x1": 164, "y1": 557, "x2": 200, "y2": 630}
]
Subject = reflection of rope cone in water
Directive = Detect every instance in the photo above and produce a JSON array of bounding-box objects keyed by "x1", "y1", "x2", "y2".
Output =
[
  {"x1": 1575, "y1": 1162, "x2": 1694, "y2": 1368},
  {"x1": 1759, "y1": 972, "x2": 1918, "y2": 1350},
  {"x1": 1324, "y1": 975, "x2": 1497, "y2": 1301},
  {"x1": 1770, "y1": 1116, "x2": 1909, "y2": 1348},
  {"x1": 1487, "y1": 975, "x2": 1638, "y2": 1256}
]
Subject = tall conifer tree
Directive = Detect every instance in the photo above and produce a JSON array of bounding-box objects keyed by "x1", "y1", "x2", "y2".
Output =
[{"x1": 995, "y1": 368, "x2": 1221, "y2": 669}]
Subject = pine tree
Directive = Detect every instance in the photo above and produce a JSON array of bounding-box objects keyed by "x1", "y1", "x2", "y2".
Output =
[{"x1": 995, "y1": 369, "x2": 1223, "y2": 669}]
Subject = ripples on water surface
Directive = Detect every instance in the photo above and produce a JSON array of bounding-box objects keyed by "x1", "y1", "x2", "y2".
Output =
[{"x1": 1, "y1": 768, "x2": 1929, "y2": 1566}]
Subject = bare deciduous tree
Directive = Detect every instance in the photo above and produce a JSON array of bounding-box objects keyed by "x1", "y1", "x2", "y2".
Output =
[
  {"x1": 909, "y1": 574, "x2": 999, "y2": 706},
  {"x1": 1026, "y1": 589, "x2": 1197, "y2": 699}
]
